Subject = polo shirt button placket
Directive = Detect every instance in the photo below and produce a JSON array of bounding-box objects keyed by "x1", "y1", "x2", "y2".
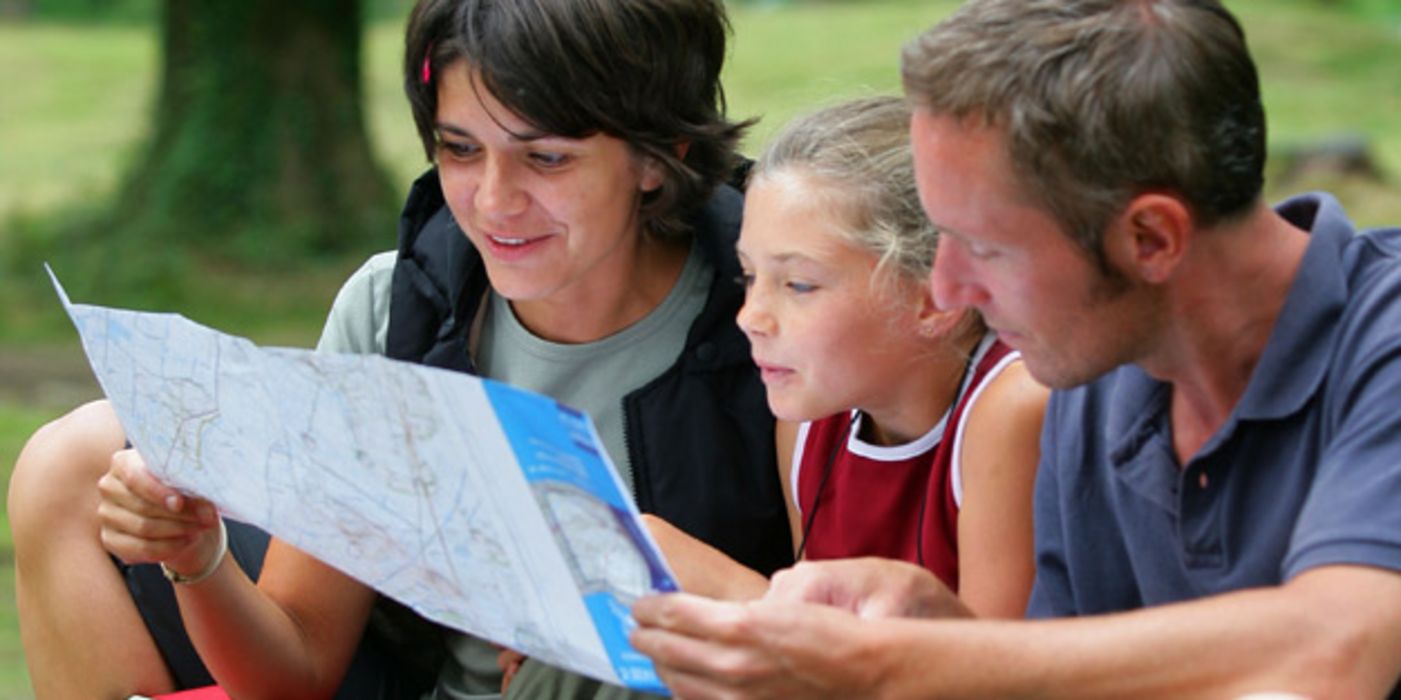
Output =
[{"x1": 1180, "y1": 465, "x2": 1223, "y2": 569}]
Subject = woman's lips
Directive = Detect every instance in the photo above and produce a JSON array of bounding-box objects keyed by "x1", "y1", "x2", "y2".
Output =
[{"x1": 480, "y1": 230, "x2": 552, "y2": 259}]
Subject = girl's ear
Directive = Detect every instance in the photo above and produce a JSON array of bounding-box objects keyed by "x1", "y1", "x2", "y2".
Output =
[{"x1": 913, "y1": 281, "x2": 968, "y2": 340}]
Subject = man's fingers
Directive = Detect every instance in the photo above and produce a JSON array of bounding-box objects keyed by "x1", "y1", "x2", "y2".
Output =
[
  {"x1": 634, "y1": 593, "x2": 753, "y2": 640},
  {"x1": 632, "y1": 595, "x2": 748, "y2": 670},
  {"x1": 633, "y1": 625, "x2": 764, "y2": 699},
  {"x1": 765, "y1": 562, "x2": 831, "y2": 604},
  {"x1": 653, "y1": 665, "x2": 731, "y2": 700}
]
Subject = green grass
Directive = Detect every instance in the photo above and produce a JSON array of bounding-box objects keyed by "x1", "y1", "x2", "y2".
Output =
[
  {"x1": 0, "y1": 24, "x2": 155, "y2": 223},
  {"x1": 6, "y1": 1, "x2": 1398, "y2": 273},
  {"x1": 0, "y1": 2, "x2": 1399, "y2": 697},
  {"x1": 724, "y1": 0, "x2": 963, "y2": 150},
  {"x1": 0, "y1": 404, "x2": 60, "y2": 699},
  {"x1": 1241, "y1": 2, "x2": 1401, "y2": 185}
]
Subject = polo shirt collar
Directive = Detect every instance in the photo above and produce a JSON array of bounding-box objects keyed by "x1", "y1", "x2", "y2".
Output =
[
  {"x1": 1104, "y1": 193, "x2": 1351, "y2": 471},
  {"x1": 1105, "y1": 365, "x2": 1177, "y2": 511},
  {"x1": 1234, "y1": 193, "x2": 1351, "y2": 421}
]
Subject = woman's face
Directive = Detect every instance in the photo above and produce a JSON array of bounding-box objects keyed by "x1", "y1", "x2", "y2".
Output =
[{"x1": 434, "y1": 61, "x2": 665, "y2": 311}]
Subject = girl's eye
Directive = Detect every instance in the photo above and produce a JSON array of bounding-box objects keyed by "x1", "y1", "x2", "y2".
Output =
[
  {"x1": 735, "y1": 272, "x2": 755, "y2": 289},
  {"x1": 786, "y1": 281, "x2": 817, "y2": 294},
  {"x1": 529, "y1": 152, "x2": 571, "y2": 168},
  {"x1": 964, "y1": 239, "x2": 998, "y2": 261}
]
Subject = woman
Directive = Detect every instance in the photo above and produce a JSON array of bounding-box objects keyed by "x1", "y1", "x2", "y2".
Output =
[{"x1": 9, "y1": 1, "x2": 791, "y2": 697}]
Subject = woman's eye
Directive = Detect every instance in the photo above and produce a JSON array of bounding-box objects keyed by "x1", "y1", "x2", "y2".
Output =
[
  {"x1": 735, "y1": 273, "x2": 755, "y2": 289},
  {"x1": 786, "y1": 281, "x2": 816, "y2": 294},
  {"x1": 529, "y1": 152, "x2": 571, "y2": 168},
  {"x1": 437, "y1": 140, "x2": 478, "y2": 160}
]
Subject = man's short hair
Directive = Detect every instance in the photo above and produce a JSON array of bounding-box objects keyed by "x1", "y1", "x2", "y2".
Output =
[{"x1": 903, "y1": 0, "x2": 1266, "y2": 263}]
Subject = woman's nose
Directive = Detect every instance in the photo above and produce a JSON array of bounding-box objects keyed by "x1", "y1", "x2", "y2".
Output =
[{"x1": 473, "y1": 155, "x2": 528, "y2": 219}]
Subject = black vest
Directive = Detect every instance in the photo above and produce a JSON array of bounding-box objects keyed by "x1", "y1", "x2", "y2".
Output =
[{"x1": 385, "y1": 169, "x2": 794, "y2": 577}]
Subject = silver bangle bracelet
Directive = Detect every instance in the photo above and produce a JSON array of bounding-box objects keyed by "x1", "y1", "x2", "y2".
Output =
[{"x1": 160, "y1": 518, "x2": 228, "y2": 585}]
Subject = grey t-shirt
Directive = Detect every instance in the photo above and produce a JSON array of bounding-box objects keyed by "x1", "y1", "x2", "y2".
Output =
[
  {"x1": 317, "y1": 243, "x2": 712, "y2": 700},
  {"x1": 475, "y1": 242, "x2": 711, "y2": 492}
]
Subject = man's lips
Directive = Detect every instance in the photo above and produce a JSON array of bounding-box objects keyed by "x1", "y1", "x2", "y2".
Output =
[{"x1": 990, "y1": 327, "x2": 1023, "y2": 346}]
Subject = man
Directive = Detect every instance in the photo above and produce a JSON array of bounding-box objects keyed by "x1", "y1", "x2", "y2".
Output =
[{"x1": 630, "y1": 1, "x2": 1401, "y2": 697}]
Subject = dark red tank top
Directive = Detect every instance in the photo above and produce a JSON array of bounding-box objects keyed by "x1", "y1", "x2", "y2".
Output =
[{"x1": 794, "y1": 337, "x2": 1015, "y2": 590}]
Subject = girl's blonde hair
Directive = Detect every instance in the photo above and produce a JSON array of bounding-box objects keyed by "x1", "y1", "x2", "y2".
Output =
[
  {"x1": 754, "y1": 95, "x2": 982, "y2": 339},
  {"x1": 753, "y1": 96, "x2": 935, "y2": 287}
]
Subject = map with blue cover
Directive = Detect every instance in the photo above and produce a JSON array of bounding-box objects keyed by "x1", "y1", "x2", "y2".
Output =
[{"x1": 48, "y1": 266, "x2": 678, "y2": 694}]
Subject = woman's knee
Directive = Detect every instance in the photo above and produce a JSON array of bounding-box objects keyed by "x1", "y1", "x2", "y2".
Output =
[{"x1": 9, "y1": 399, "x2": 126, "y2": 539}]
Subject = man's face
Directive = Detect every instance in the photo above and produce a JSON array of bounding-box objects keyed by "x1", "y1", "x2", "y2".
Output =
[{"x1": 910, "y1": 108, "x2": 1149, "y2": 389}]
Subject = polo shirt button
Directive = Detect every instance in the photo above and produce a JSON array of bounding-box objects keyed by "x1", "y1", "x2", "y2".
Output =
[{"x1": 1198, "y1": 472, "x2": 1209, "y2": 489}]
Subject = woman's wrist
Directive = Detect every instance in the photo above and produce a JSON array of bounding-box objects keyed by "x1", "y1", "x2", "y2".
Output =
[{"x1": 161, "y1": 518, "x2": 228, "y2": 585}]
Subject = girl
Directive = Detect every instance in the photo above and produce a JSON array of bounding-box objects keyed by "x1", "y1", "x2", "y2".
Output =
[
  {"x1": 9, "y1": 0, "x2": 790, "y2": 698},
  {"x1": 648, "y1": 96, "x2": 1048, "y2": 618}
]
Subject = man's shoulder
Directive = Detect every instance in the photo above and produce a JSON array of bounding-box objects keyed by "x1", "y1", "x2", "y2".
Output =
[{"x1": 1332, "y1": 216, "x2": 1401, "y2": 358}]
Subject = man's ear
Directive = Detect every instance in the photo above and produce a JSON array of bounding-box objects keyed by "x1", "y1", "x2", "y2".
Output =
[{"x1": 1106, "y1": 193, "x2": 1193, "y2": 284}]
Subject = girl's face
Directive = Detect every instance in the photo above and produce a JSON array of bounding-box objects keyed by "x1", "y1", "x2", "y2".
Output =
[
  {"x1": 434, "y1": 61, "x2": 665, "y2": 315},
  {"x1": 736, "y1": 173, "x2": 936, "y2": 424}
]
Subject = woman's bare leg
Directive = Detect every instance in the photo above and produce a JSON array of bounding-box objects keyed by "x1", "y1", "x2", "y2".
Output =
[{"x1": 10, "y1": 399, "x2": 176, "y2": 698}]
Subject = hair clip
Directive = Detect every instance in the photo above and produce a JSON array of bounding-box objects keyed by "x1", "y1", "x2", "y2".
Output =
[{"x1": 421, "y1": 43, "x2": 433, "y2": 85}]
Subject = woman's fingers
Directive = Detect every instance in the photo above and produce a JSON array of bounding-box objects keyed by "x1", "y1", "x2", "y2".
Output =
[{"x1": 97, "y1": 447, "x2": 219, "y2": 565}]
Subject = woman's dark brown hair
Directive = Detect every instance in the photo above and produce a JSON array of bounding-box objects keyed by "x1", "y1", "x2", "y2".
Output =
[{"x1": 404, "y1": 0, "x2": 752, "y2": 237}]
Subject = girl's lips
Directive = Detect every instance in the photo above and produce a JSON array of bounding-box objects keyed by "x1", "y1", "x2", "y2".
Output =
[{"x1": 754, "y1": 362, "x2": 795, "y2": 383}]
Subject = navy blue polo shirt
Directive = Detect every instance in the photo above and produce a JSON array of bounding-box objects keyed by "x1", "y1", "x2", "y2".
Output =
[{"x1": 1028, "y1": 193, "x2": 1401, "y2": 616}]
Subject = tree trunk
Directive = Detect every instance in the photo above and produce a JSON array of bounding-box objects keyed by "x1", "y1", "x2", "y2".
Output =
[{"x1": 115, "y1": 0, "x2": 397, "y2": 262}]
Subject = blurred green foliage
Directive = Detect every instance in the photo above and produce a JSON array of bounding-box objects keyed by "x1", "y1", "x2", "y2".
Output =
[
  {"x1": 1, "y1": 0, "x2": 1397, "y2": 344},
  {"x1": 15, "y1": 0, "x2": 417, "y2": 23},
  {"x1": 0, "y1": 2, "x2": 1397, "y2": 698}
]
